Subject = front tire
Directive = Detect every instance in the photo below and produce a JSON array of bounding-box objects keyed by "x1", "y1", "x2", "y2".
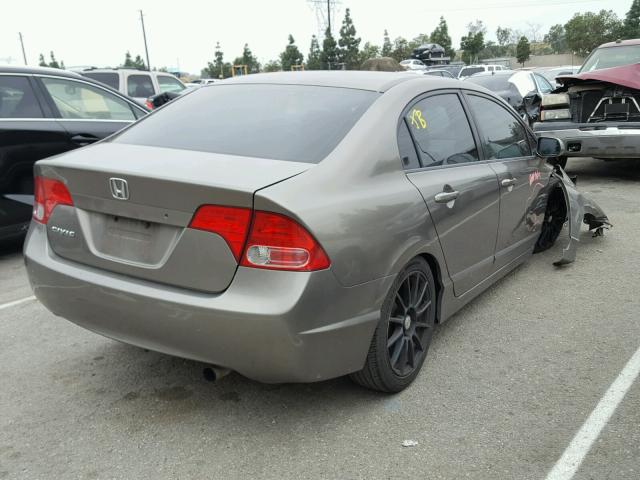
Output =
[{"x1": 350, "y1": 257, "x2": 436, "y2": 393}]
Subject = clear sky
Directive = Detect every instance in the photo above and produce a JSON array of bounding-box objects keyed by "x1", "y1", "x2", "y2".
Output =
[{"x1": 0, "y1": 0, "x2": 632, "y2": 74}]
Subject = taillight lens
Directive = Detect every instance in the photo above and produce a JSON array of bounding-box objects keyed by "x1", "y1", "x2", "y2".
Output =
[
  {"x1": 240, "y1": 211, "x2": 330, "y2": 271},
  {"x1": 32, "y1": 176, "x2": 74, "y2": 224},
  {"x1": 189, "y1": 205, "x2": 251, "y2": 261},
  {"x1": 144, "y1": 100, "x2": 154, "y2": 110}
]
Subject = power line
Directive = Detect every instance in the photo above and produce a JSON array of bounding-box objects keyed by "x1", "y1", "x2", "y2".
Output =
[{"x1": 418, "y1": 0, "x2": 609, "y2": 13}]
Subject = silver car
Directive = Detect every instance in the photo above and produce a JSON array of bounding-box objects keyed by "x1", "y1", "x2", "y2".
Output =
[{"x1": 24, "y1": 72, "x2": 609, "y2": 392}]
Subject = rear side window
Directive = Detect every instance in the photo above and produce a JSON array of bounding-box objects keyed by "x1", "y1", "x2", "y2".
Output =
[
  {"x1": 82, "y1": 72, "x2": 119, "y2": 90},
  {"x1": 404, "y1": 93, "x2": 478, "y2": 167},
  {"x1": 460, "y1": 67, "x2": 484, "y2": 77},
  {"x1": 113, "y1": 84, "x2": 379, "y2": 163},
  {"x1": 127, "y1": 74, "x2": 155, "y2": 97},
  {"x1": 0, "y1": 76, "x2": 43, "y2": 118},
  {"x1": 397, "y1": 121, "x2": 420, "y2": 169},
  {"x1": 466, "y1": 95, "x2": 532, "y2": 159},
  {"x1": 157, "y1": 75, "x2": 185, "y2": 93},
  {"x1": 41, "y1": 77, "x2": 136, "y2": 121}
]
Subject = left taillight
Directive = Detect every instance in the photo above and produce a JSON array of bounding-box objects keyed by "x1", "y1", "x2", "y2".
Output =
[{"x1": 32, "y1": 176, "x2": 74, "y2": 224}]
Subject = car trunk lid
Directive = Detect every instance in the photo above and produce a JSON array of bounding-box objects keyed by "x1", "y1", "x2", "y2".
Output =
[{"x1": 37, "y1": 143, "x2": 311, "y2": 293}]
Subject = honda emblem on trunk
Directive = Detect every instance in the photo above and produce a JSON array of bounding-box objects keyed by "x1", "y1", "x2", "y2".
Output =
[{"x1": 109, "y1": 178, "x2": 129, "y2": 200}]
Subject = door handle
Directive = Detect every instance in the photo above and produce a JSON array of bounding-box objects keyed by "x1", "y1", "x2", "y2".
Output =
[
  {"x1": 71, "y1": 134, "x2": 99, "y2": 145},
  {"x1": 434, "y1": 190, "x2": 459, "y2": 203},
  {"x1": 501, "y1": 178, "x2": 517, "y2": 187}
]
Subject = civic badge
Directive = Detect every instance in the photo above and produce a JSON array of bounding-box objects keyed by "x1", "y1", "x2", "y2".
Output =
[{"x1": 109, "y1": 178, "x2": 129, "y2": 200}]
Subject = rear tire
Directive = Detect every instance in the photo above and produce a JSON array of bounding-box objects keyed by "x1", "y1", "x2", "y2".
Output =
[
  {"x1": 350, "y1": 257, "x2": 436, "y2": 393},
  {"x1": 547, "y1": 156, "x2": 567, "y2": 169}
]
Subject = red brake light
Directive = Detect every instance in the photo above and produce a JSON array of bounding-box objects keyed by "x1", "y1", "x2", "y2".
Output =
[
  {"x1": 189, "y1": 205, "x2": 251, "y2": 261},
  {"x1": 32, "y1": 176, "x2": 74, "y2": 224},
  {"x1": 240, "y1": 211, "x2": 330, "y2": 271}
]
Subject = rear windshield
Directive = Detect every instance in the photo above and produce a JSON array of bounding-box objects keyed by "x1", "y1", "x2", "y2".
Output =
[
  {"x1": 580, "y1": 45, "x2": 640, "y2": 72},
  {"x1": 459, "y1": 67, "x2": 484, "y2": 78},
  {"x1": 82, "y1": 72, "x2": 119, "y2": 90},
  {"x1": 465, "y1": 74, "x2": 512, "y2": 90},
  {"x1": 113, "y1": 84, "x2": 379, "y2": 163}
]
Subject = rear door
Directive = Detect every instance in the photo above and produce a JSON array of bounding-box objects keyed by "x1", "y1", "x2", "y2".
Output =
[
  {"x1": 126, "y1": 73, "x2": 156, "y2": 104},
  {"x1": 36, "y1": 75, "x2": 143, "y2": 148},
  {"x1": 464, "y1": 92, "x2": 546, "y2": 269},
  {"x1": 402, "y1": 91, "x2": 500, "y2": 296},
  {"x1": 0, "y1": 74, "x2": 69, "y2": 234}
]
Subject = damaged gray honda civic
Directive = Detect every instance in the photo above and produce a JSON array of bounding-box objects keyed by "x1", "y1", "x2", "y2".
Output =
[{"x1": 24, "y1": 72, "x2": 610, "y2": 392}]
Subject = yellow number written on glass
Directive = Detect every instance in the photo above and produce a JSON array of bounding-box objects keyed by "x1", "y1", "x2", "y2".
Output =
[{"x1": 409, "y1": 109, "x2": 427, "y2": 129}]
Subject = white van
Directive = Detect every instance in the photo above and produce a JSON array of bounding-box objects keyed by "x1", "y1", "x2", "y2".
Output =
[
  {"x1": 80, "y1": 69, "x2": 186, "y2": 105},
  {"x1": 458, "y1": 64, "x2": 508, "y2": 79}
]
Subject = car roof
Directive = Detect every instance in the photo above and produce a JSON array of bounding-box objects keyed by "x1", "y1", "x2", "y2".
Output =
[
  {"x1": 598, "y1": 38, "x2": 640, "y2": 48},
  {"x1": 0, "y1": 65, "x2": 83, "y2": 79},
  {"x1": 219, "y1": 71, "x2": 434, "y2": 92}
]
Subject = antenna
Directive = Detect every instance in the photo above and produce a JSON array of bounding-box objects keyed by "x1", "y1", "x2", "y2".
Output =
[{"x1": 307, "y1": 0, "x2": 341, "y2": 39}]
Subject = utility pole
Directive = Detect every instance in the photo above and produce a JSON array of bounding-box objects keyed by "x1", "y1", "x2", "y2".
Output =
[
  {"x1": 18, "y1": 32, "x2": 27, "y2": 65},
  {"x1": 139, "y1": 10, "x2": 151, "y2": 70},
  {"x1": 327, "y1": 0, "x2": 331, "y2": 35}
]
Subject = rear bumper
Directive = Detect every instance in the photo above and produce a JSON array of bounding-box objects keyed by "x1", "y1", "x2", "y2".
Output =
[
  {"x1": 25, "y1": 222, "x2": 391, "y2": 383},
  {"x1": 533, "y1": 122, "x2": 640, "y2": 158}
]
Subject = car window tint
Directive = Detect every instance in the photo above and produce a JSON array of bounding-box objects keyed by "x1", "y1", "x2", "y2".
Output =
[
  {"x1": 466, "y1": 95, "x2": 532, "y2": 160},
  {"x1": 157, "y1": 75, "x2": 185, "y2": 93},
  {"x1": 0, "y1": 76, "x2": 43, "y2": 118},
  {"x1": 405, "y1": 94, "x2": 478, "y2": 167},
  {"x1": 534, "y1": 73, "x2": 554, "y2": 93},
  {"x1": 397, "y1": 120, "x2": 420, "y2": 169},
  {"x1": 41, "y1": 77, "x2": 135, "y2": 121},
  {"x1": 82, "y1": 72, "x2": 119, "y2": 90},
  {"x1": 127, "y1": 74, "x2": 155, "y2": 97},
  {"x1": 460, "y1": 67, "x2": 484, "y2": 77},
  {"x1": 114, "y1": 84, "x2": 379, "y2": 163}
]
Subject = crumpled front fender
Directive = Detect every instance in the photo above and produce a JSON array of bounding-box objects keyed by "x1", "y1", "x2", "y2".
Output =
[{"x1": 552, "y1": 167, "x2": 611, "y2": 266}]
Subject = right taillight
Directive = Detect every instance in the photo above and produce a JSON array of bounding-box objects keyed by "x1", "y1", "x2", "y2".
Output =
[
  {"x1": 32, "y1": 176, "x2": 74, "y2": 224},
  {"x1": 240, "y1": 211, "x2": 330, "y2": 271}
]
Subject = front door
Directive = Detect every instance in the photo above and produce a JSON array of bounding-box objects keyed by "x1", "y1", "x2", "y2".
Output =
[
  {"x1": 465, "y1": 93, "x2": 548, "y2": 269},
  {"x1": 401, "y1": 92, "x2": 500, "y2": 297}
]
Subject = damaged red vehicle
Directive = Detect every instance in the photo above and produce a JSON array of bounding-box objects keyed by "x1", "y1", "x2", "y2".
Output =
[{"x1": 533, "y1": 39, "x2": 640, "y2": 168}]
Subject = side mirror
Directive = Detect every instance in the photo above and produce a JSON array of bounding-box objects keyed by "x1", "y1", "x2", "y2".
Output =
[{"x1": 537, "y1": 136, "x2": 565, "y2": 158}]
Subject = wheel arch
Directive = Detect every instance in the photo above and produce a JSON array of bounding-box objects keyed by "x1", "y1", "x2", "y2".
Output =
[{"x1": 417, "y1": 252, "x2": 444, "y2": 324}]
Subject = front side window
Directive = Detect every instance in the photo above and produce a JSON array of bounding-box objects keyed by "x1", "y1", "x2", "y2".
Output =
[
  {"x1": 113, "y1": 84, "x2": 379, "y2": 163},
  {"x1": 466, "y1": 94, "x2": 532, "y2": 160},
  {"x1": 0, "y1": 76, "x2": 43, "y2": 118},
  {"x1": 127, "y1": 74, "x2": 155, "y2": 97},
  {"x1": 404, "y1": 93, "x2": 478, "y2": 167},
  {"x1": 41, "y1": 78, "x2": 135, "y2": 121},
  {"x1": 157, "y1": 75, "x2": 185, "y2": 93},
  {"x1": 534, "y1": 73, "x2": 554, "y2": 94}
]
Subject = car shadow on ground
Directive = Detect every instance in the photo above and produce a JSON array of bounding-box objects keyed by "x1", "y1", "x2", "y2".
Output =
[
  {"x1": 0, "y1": 239, "x2": 23, "y2": 259},
  {"x1": 565, "y1": 157, "x2": 640, "y2": 182}
]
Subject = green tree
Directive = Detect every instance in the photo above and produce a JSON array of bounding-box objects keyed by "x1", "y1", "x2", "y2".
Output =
[
  {"x1": 358, "y1": 41, "x2": 380, "y2": 66},
  {"x1": 544, "y1": 24, "x2": 567, "y2": 53},
  {"x1": 263, "y1": 60, "x2": 281, "y2": 72},
  {"x1": 38, "y1": 52, "x2": 64, "y2": 69},
  {"x1": 280, "y1": 35, "x2": 304, "y2": 71},
  {"x1": 133, "y1": 55, "x2": 146, "y2": 69},
  {"x1": 337, "y1": 8, "x2": 361, "y2": 69},
  {"x1": 496, "y1": 26, "x2": 512, "y2": 46},
  {"x1": 430, "y1": 16, "x2": 455, "y2": 59},
  {"x1": 381, "y1": 29, "x2": 393, "y2": 57},
  {"x1": 623, "y1": 0, "x2": 640, "y2": 39},
  {"x1": 390, "y1": 36, "x2": 411, "y2": 62},
  {"x1": 306, "y1": 35, "x2": 322, "y2": 70},
  {"x1": 234, "y1": 43, "x2": 260, "y2": 73},
  {"x1": 564, "y1": 10, "x2": 623, "y2": 56},
  {"x1": 122, "y1": 51, "x2": 134, "y2": 67},
  {"x1": 460, "y1": 21, "x2": 486, "y2": 64},
  {"x1": 48, "y1": 51, "x2": 61, "y2": 69},
  {"x1": 204, "y1": 42, "x2": 231, "y2": 78},
  {"x1": 321, "y1": 27, "x2": 339, "y2": 69},
  {"x1": 38, "y1": 54, "x2": 47, "y2": 67},
  {"x1": 516, "y1": 36, "x2": 531, "y2": 66}
]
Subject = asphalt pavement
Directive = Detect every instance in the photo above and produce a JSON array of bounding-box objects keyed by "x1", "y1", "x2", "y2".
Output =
[{"x1": 1, "y1": 157, "x2": 639, "y2": 480}]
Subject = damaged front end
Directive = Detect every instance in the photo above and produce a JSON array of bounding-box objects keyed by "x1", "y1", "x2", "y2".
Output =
[{"x1": 551, "y1": 167, "x2": 611, "y2": 266}]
